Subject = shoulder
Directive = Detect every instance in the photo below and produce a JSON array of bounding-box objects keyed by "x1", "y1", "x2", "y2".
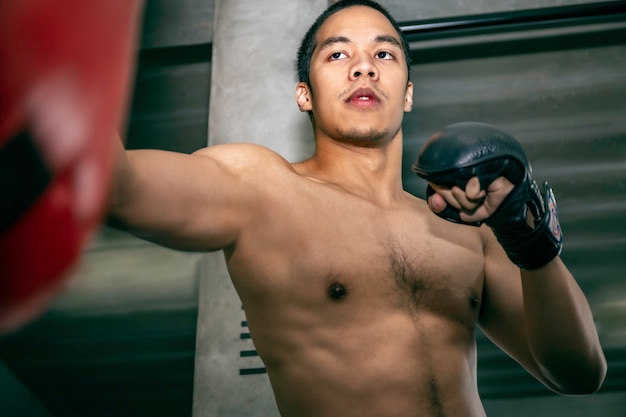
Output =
[{"x1": 192, "y1": 143, "x2": 296, "y2": 176}]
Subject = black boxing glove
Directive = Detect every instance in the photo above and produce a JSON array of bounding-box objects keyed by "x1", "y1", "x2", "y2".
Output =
[{"x1": 412, "y1": 122, "x2": 563, "y2": 270}]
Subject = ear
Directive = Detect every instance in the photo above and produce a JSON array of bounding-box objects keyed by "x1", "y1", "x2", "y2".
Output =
[
  {"x1": 296, "y1": 82, "x2": 312, "y2": 112},
  {"x1": 403, "y1": 81, "x2": 413, "y2": 112}
]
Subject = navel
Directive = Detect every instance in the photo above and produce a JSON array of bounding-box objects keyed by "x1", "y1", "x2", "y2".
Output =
[{"x1": 328, "y1": 281, "x2": 347, "y2": 301}]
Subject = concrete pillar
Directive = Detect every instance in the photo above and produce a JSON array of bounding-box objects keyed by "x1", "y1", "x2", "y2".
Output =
[
  {"x1": 192, "y1": 1, "x2": 327, "y2": 416},
  {"x1": 207, "y1": 0, "x2": 322, "y2": 159}
]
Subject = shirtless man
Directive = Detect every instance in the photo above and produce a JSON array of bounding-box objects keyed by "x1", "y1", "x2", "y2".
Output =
[{"x1": 108, "y1": 1, "x2": 607, "y2": 416}]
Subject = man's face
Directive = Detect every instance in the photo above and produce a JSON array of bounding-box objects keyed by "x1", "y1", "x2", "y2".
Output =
[{"x1": 296, "y1": 5, "x2": 413, "y2": 147}]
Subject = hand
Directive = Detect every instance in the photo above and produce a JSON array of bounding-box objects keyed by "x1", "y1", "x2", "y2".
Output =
[{"x1": 428, "y1": 176, "x2": 515, "y2": 224}]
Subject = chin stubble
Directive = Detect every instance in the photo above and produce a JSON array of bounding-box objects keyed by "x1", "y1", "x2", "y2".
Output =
[{"x1": 334, "y1": 127, "x2": 391, "y2": 147}]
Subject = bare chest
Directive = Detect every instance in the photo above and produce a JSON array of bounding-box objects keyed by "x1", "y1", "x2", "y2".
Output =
[
  {"x1": 231, "y1": 197, "x2": 486, "y2": 326},
  {"x1": 307, "y1": 222, "x2": 483, "y2": 321}
]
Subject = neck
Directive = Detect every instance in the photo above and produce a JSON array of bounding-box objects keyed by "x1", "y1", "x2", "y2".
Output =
[{"x1": 295, "y1": 132, "x2": 405, "y2": 205}]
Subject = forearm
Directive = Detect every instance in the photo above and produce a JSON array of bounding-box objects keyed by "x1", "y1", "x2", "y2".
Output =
[
  {"x1": 521, "y1": 257, "x2": 607, "y2": 394},
  {"x1": 106, "y1": 134, "x2": 137, "y2": 227}
]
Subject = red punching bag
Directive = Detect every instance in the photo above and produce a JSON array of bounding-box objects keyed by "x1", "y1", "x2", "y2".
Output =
[{"x1": 0, "y1": 0, "x2": 143, "y2": 333}]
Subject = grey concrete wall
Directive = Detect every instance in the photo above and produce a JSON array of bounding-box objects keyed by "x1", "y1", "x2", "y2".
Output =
[
  {"x1": 207, "y1": 0, "x2": 318, "y2": 161},
  {"x1": 193, "y1": 254, "x2": 278, "y2": 417},
  {"x1": 193, "y1": 1, "x2": 327, "y2": 416}
]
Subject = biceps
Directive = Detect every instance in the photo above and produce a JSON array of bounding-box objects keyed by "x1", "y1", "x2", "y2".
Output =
[{"x1": 109, "y1": 149, "x2": 249, "y2": 251}]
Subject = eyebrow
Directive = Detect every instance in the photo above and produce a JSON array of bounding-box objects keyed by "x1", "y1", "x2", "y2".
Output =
[
  {"x1": 318, "y1": 36, "x2": 351, "y2": 52},
  {"x1": 317, "y1": 34, "x2": 402, "y2": 53},
  {"x1": 374, "y1": 34, "x2": 402, "y2": 50}
]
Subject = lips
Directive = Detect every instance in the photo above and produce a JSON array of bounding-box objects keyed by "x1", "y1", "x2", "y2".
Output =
[{"x1": 345, "y1": 87, "x2": 381, "y2": 106}]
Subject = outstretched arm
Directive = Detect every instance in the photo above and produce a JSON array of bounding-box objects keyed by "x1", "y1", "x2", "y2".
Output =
[{"x1": 107, "y1": 134, "x2": 274, "y2": 252}]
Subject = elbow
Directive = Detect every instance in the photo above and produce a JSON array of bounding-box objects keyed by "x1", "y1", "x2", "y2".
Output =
[
  {"x1": 572, "y1": 359, "x2": 607, "y2": 396},
  {"x1": 555, "y1": 379, "x2": 605, "y2": 396},
  {"x1": 548, "y1": 354, "x2": 608, "y2": 396}
]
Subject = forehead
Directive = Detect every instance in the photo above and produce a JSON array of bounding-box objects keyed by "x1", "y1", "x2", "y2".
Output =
[{"x1": 315, "y1": 5, "x2": 399, "y2": 44}]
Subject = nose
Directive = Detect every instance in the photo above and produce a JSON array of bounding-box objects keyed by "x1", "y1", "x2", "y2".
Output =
[{"x1": 349, "y1": 53, "x2": 379, "y2": 81}]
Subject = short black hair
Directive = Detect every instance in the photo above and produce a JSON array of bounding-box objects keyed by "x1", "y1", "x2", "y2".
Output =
[{"x1": 296, "y1": 0, "x2": 412, "y2": 86}]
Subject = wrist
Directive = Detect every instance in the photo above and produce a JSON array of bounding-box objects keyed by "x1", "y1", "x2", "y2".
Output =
[{"x1": 488, "y1": 180, "x2": 563, "y2": 270}]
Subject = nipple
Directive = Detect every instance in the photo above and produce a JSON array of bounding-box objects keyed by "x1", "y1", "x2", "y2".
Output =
[
  {"x1": 469, "y1": 294, "x2": 480, "y2": 310},
  {"x1": 328, "y1": 282, "x2": 347, "y2": 300}
]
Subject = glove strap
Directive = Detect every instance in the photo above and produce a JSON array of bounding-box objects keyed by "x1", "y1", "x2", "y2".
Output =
[
  {"x1": 0, "y1": 127, "x2": 51, "y2": 233},
  {"x1": 487, "y1": 180, "x2": 563, "y2": 270}
]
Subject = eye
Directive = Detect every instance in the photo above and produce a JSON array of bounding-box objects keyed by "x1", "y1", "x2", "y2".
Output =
[
  {"x1": 329, "y1": 51, "x2": 347, "y2": 60},
  {"x1": 376, "y1": 51, "x2": 394, "y2": 60}
]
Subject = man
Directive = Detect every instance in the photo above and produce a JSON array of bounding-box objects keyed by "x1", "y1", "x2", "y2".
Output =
[{"x1": 108, "y1": 1, "x2": 606, "y2": 416}]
